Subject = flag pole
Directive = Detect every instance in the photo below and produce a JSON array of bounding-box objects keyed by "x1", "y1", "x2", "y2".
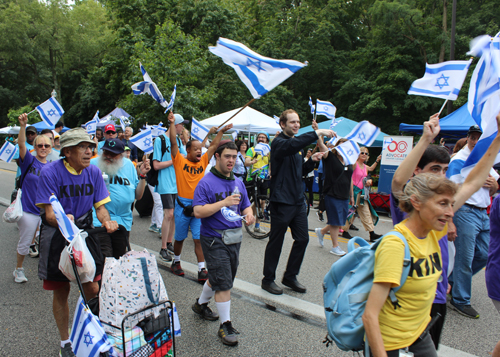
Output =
[
  {"x1": 438, "y1": 99, "x2": 448, "y2": 116},
  {"x1": 217, "y1": 98, "x2": 256, "y2": 129},
  {"x1": 27, "y1": 109, "x2": 37, "y2": 115}
]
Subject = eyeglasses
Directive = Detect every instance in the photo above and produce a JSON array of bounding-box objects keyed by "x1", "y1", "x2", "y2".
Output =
[
  {"x1": 106, "y1": 131, "x2": 116, "y2": 135},
  {"x1": 37, "y1": 144, "x2": 51, "y2": 149}
]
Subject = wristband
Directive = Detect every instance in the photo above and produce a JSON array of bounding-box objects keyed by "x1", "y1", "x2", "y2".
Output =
[{"x1": 140, "y1": 174, "x2": 147, "y2": 180}]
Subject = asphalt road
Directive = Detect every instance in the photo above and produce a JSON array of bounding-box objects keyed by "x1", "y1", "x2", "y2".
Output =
[{"x1": 0, "y1": 160, "x2": 497, "y2": 356}]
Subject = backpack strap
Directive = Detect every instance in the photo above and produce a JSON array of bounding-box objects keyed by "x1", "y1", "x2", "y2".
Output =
[{"x1": 347, "y1": 236, "x2": 370, "y2": 253}]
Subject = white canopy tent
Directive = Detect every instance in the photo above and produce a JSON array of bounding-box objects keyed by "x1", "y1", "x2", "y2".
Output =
[
  {"x1": 0, "y1": 126, "x2": 20, "y2": 134},
  {"x1": 199, "y1": 107, "x2": 281, "y2": 134}
]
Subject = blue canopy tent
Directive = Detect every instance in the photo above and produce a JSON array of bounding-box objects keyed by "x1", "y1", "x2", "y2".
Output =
[
  {"x1": 31, "y1": 121, "x2": 70, "y2": 133},
  {"x1": 399, "y1": 103, "x2": 476, "y2": 138},
  {"x1": 297, "y1": 117, "x2": 389, "y2": 147}
]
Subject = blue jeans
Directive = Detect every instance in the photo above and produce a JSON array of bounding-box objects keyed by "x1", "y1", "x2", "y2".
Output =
[{"x1": 449, "y1": 205, "x2": 490, "y2": 306}]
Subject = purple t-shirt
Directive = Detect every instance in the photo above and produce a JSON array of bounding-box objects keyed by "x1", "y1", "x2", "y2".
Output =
[
  {"x1": 391, "y1": 190, "x2": 449, "y2": 304},
  {"x1": 19, "y1": 150, "x2": 47, "y2": 215},
  {"x1": 36, "y1": 160, "x2": 109, "y2": 219},
  {"x1": 486, "y1": 195, "x2": 500, "y2": 301},
  {"x1": 193, "y1": 172, "x2": 251, "y2": 238}
]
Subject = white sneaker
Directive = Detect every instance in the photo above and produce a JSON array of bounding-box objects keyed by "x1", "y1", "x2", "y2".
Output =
[
  {"x1": 13, "y1": 268, "x2": 28, "y2": 283},
  {"x1": 315, "y1": 228, "x2": 324, "y2": 247},
  {"x1": 330, "y1": 246, "x2": 346, "y2": 256},
  {"x1": 254, "y1": 226, "x2": 262, "y2": 233}
]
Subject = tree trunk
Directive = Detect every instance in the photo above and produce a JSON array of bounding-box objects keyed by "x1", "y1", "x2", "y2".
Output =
[{"x1": 439, "y1": 0, "x2": 447, "y2": 63}]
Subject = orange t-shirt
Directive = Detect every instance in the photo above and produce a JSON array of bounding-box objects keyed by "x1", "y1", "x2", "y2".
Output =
[{"x1": 173, "y1": 153, "x2": 209, "y2": 199}]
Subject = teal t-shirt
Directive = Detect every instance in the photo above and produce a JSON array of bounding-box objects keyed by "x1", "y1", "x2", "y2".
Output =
[
  {"x1": 90, "y1": 157, "x2": 139, "y2": 231},
  {"x1": 152, "y1": 134, "x2": 186, "y2": 195}
]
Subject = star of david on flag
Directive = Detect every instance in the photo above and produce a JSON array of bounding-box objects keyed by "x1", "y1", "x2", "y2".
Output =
[
  {"x1": 408, "y1": 59, "x2": 472, "y2": 100},
  {"x1": 164, "y1": 84, "x2": 176, "y2": 113},
  {"x1": 345, "y1": 120, "x2": 381, "y2": 147},
  {"x1": 315, "y1": 99, "x2": 336, "y2": 120},
  {"x1": 130, "y1": 128, "x2": 154, "y2": 154},
  {"x1": 84, "y1": 111, "x2": 99, "y2": 135},
  {"x1": 209, "y1": 37, "x2": 307, "y2": 99},
  {"x1": 70, "y1": 296, "x2": 114, "y2": 357},
  {"x1": 221, "y1": 206, "x2": 245, "y2": 222},
  {"x1": 308, "y1": 97, "x2": 315, "y2": 115},
  {"x1": 254, "y1": 143, "x2": 270, "y2": 156},
  {"x1": 49, "y1": 194, "x2": 81, "y2": 242},
  {"x1": 131, "y1": 62, "x2": 168, "y2": 107},
  {"x1": 0, "y1": 141, "x2": 18, "y2": 163},
  {"x1": 191, "y1": 117, "x2": 210, "y2": 142},
  {"x1": 35, "y1": 97, "x2": 65, "y2": 126},
  {"x1": 334, "y1": 140, "x2": 360, "y2": 165}
]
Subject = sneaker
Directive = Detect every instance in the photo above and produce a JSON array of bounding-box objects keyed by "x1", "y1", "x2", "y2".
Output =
[
  {"x1": 148, "y1": 223, "x2": 157, "y2": 232},
  {"x1": 171, "y1": 261, "x2": 184, "y2": 276},
  {"x1": 254, "y1": 225, "x2": 262, "y2": 233},
  {"x1": 349, "y1": 224, "x2": 360, "y2": 231},
  {"x1": 316, "y1": 211, "x2": 324, "y2": 222},
  {"x1": 59, "y1": 342, "x2": 75, "y2": 357},
  {"x1": 330, "y1": 246, "x2": 346, "y2": 256},
  {"x1": 166, "y1": 242, "x2": 174, "y2": 254},
  {"x1": 218, "y1": 321, "x2": 239, "y2": 346},
  {"x1": 13, "y1": 268, "x2": 28, "y2": 283},
  {"x1": 29, "y1": 244, "x2": 39, "y2": 258},
  {"x1": 315, "y1": 228, "x2": 324, "y2": 247},
  {"x1": 159, "y1": 248, "x2": 172, "y2": 262},
  {"x1": 157, "y1": 227, "x2": 162, "y2": 237},
  {"x1": 450, "y1": 300, "x2": 479, "y2": 319},
  {"x1": 198, "y1": 268, "x2": 208, "y2": 283},
  {"x1": 192, "y1": 298, "x2": 219, "y2": 321}
]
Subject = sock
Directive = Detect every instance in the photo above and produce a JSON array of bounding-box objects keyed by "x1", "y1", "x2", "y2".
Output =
[
  {"x1": 61, "y1": 339, "x2": 71, "y2": 348},
  {"x1": 174, "y1": 255, "x2": 181, "y2": 263},
  {"x1": 216, "y1": 300, "x2": 231, "y2": 324},
  {"x1": 198, "y1": 262, "x2": 205, "y2": 271},
  {"x1": 198, "y1": 281, "x2": 215, "y2": 304},
  {"x1": 255, "y1": 223, "x2": 260, "y2": 228}
]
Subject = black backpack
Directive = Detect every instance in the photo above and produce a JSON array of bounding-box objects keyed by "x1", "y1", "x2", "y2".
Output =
[{"x1": 146, "y1": 135, "x2": 167, "y2": 187}]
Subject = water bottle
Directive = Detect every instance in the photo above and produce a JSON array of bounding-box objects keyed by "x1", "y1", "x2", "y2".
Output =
[
  {"x1": 230, "y1": 186, "x2": 240, "y2": 212},
  {"x1": 102, "y1": 172, "x2": 109, "y2": 191}
]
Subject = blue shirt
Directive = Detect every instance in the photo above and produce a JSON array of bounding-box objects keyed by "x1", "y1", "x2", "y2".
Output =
[
  {"x1": 97, "y1": 141, "x2": 105, "y2": 155},
  {"x1": 90, "y1": 158, "x2": 139, "y2": 231},
  {"x1": 152, "y1": 134, "x2": 186, "y2": 194}
]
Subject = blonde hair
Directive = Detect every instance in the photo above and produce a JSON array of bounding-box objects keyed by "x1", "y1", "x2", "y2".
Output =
[
  {"x1": 398, "y1": 173, "x2": 458, "y2": 214},
  {"x1": 34, "y1": 135, "x2": 52, "y2": 147}
]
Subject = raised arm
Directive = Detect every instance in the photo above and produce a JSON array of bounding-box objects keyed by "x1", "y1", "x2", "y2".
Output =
[
  {"x1": 206, "y1": 124, "x2": 233, "y2": 160},
  {"x1": 168, "y1": 112, "x2": 179, "y2": 158},
  {"x1": 201, "y1": 127, "x2": 216, "y2": 148},
  {"x1": 17, "y1": 113, "x2": 28, "y2": 160},
  {"x1": 367, "y1": 155, "x2": 381, "y2": 172}
]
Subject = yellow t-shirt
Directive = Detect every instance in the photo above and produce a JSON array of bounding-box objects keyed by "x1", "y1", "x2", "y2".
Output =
[
  {"x1": 374, "y1": 220, "x2": 447, "y2": 351},
  {"x1": 172, "y1": 153, "x2": 209, "y2": 199},
  {"x1": 245, "y1": 147, "x2": 269, "y2": 177}
]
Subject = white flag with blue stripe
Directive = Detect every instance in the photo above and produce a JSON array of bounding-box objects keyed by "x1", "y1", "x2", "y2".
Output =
[
  {"x1": 70, "y1": 296, "x2": 114, "y2": 357},
  {"x1": 334, "y1": 140, "x2": 360, "y2": 165},
  {"x1": 254, "y1": 143, "x2": 270, "y2": 156},
  {"x1": 316, "y1": 99, "x2": 337, "y2": 120},
  {"x1": 130, "y1": 128, "x2": 154, "y2": 154},
  {"x1": 131, "y1": 62, "x2": 168, "y2": 108},
  {"x1": 209, "y1": 37, "x2": 307, "y2": 99},
  {"x1": 408, "y1": 59, "x2": 472, "y2": 100},
  {"x1": 36, "y1": 97, "x2": 65, "y2": 126},
  {"x1": 84, "y1": 111, "x2": 99, "y2": 135},
  {"x1": 330, "y1": 118, "x2": 343, "y2": 129},
  {"x1": 49, "y1": 194, "x2": 80, "y2": 242},
  {"x1": 232, "y1": 129, "x2": 239, "y2": 141},
  {"x1": 345, "y1": 120, "x2": 381, "y2": 147},
  {"x1": 164, "y1": 84, "x2": 176, "y2": 113},
  {"x1": 221, "y1": 206, "x2": 244, "y2": 222},
  {"x1": 119, "y1": 116, "x2": 127, "y2": 132},
  {"x1": 273, "y1": 115, "x2": 280, "y2": 125},
  {"x1": 308, "y1": 97, "x2": 315, "y2": 115},
  {"x1": 191, "y1": 117, "x2": 210, "y2": 142},
  {"x1": 151, "y1": 123, "x2": 167, "y2": 138},
  {"x1": 0, "y1": 141, "x2": 18, "y2": 163}
]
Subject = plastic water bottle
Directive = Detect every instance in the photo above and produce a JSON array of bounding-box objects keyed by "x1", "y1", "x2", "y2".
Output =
[
  {"x1": 230, "y1": 186, "x2": 240, "y2": 212},
  {"x1": 102, "y1": 172, "x2": 109, "y2": 191}
]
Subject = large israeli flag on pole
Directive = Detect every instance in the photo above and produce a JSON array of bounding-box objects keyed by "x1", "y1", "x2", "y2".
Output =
[
  {"x1": 209, "y1": 37, "x2": 307, "y2": 99},
  {"x1": 131, "y1": 62, "x2": 168, "y2": 108},
  {"x1": 345, "y1": 121, "x2": 381, "y2": 147},
  {"x1": 130, "y1": 128, "x2": 154, "y2": 154},
  {"x1": 191, "y1": 117, "x2": 210, "y2": 142},
  {"x1": 408, "y1": 59, "x2": 472, "y2": 100},
  {"x1": 164, "y1": 84, "x2": 176, "y2": 113},
  {"x1": 0, "y1": 141, "x2": 18, "y2": 163},
  {"x1": 316, "y1": 99, "x2": 337, "y2": 120},
  {"x1": 335, "y1": 140, "x2": 361, "y2": 165},
  {"x1": 49, "y1": 194, "x2": 81, "y2": 243},
  {"x1": 36, "y1": 97, "x2": 65, "y2": 126}
]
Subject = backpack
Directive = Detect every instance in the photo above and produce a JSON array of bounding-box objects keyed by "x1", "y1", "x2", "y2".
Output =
[
  {"x1": 323, "y1": 232, "x2": 411, "y2": 352},
  {"x1": 146, "y1": 135, "x2": 167, "y2": 186}
]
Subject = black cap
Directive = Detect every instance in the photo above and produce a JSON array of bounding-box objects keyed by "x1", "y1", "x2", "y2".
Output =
[
  {"x1": 102, "y1": 138, "x2": 125, "y2": 154},
  {"x1": 467, "y1": 125, "x2": 482, "y2": 136},
  {"x1": 26, "y1": 126, "x2": 37, "y2": 134}
]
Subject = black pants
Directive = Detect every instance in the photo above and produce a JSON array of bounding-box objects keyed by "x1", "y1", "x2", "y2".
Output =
[
  {"x1": 98, "y1": 226, "x2": 129, "y2": 259},
  {"x1": 429, "y1": 303, "x2": 447, "y2": 349},
  {"x1": 365, "y1": 333, "x2": 437, "y2": 357},
  {"x1": 304, "y1": 177, "x2": 314, "y2": 206},
  {"x1": 263, "y1": 202, "x2": 309, "y2": 283}
]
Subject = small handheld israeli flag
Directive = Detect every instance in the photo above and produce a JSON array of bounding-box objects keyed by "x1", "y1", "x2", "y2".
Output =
[
  {"x1": 0, "y1": 141, "x2": 18, "y2": 163},
  {"x1": 408, "y1": 59, "x2": 472, "y2": 100},
  {"x1": 209, "y1": 37, "x2": 307, "y2": 99},
  {"x1": 308, "y1": 97, "x2": 315, "y2": 115},
  {"x1": 254, "y1": 143, "x2": 270, "y2": 156},
  {"x1": 328, "y1": 136, "x2": 340, "y2": 147},
  {"x1": 273, "y1": 115, "x2": 280, "y2": 125},
  {"x1": 85, "y1": 111, "x2": 99, "y2": 135},
  {"x1": 131, "y1": 62, "x2": 168, "y2": 108},
  {"x1": 49, "y1": 194, "x2": 81, "y2": 243},
  {"x1": 316, "y1": 99, "x2": 336, "y2": 120},
  {"x1": 36, "y1": 97, "x2": 65, "y2": 126},
  {"x1": 345, "y1": 121, "x2": 381, "y2": 147},
  {"x1": 330, "y1": 117, "x2": 343, "y2": 129},
  {"x1": 151, "y1": 123, "x2": 167, "y2": 138},
  {"x1": 164, "y1": 84, "x2": 176, "y2": 113},
  {"x1": 191, "y1": 117, "x2": 210, "y2": 142},
  {"x1": 232, "y1": 129, "x2": 239, "y2": 141},
  {"x1": 335, "y1": 140, "x2": 361, "y2": 165},
  {"x1": 130, "y1": 128, "x2": 154, "y2": 154},
  {"x1": 221, "y1": 206, "x2": 244, "y2": 222},
  {"x1": 119, "y1": 116, "x2": 127, "y2": 132}
]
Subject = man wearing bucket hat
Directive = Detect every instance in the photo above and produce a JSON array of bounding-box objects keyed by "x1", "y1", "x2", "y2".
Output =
[{"x1": 36, "y1": 128, "x2": 118, "y2": 357}]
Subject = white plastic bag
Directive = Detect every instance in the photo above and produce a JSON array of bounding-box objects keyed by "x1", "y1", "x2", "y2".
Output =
[
  {"x1": 3, "y1": 188, "x2": 23, "y2": 223},
  {"x1": 59, "y1": 231, "x2": 96, "y2": 283}
]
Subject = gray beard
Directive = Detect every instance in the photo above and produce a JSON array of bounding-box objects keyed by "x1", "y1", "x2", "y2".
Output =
[{"x1": 97, "y1": 155, "x2": 123, "y2": 177}]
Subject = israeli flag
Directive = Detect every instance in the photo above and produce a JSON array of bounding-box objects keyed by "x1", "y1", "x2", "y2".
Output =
[
  {"x1": 0, "y1": 141, "x2": 18, "y2": 163},
  {"x1": 70, "y1": 297, "x2": 114, "y2": 357},
  {"x1": 308, "y1": 97, "x2": 315, "y2": 115},
  {"x1": 130, "y1": 128, "x2": 154, "y2": 154},
  {"x1": 131, "y1": 62, "x2": 168, "y2": 108},
  {"x1": 119, "y1": 116, "x2": 126, "y2": 132},
  {"x1": 330, "y1": 118, "x2": 343, "y2": 129},
  {"x1": 209, "y1": 37, "x2": 307, "y2": 99},
  {"x1": 232, "y1": 129, "x2": 239, "y2": 141},
  {"x1": 345, "y1": 121, "x2": 381, "y2": 147},
  {"x1": 254, "y1": 143, "x2": 270, "y2": 156},
  {"x1": 316, "y1": 99, "x2": 337, "y2": 120},
  {"x1": 273, "y1": 115, "x2": 280, "y2": 125},
  {"x1": 151, "y1": 123, "x2": 167, "y2": 138},
  {"x1": 36, "y1": 97, "x2": 65, "y2": 126},
  {"x1": 84, "y1": 111, "x2": 99, "y2": 135},
  {"x1": 221, "y1": 206, "x2": 244, "y2": 222},
  {"x1": 164, "y1": 84, "x2": 176, "y2": 113},
  {"x1": 328, "y1": 136, "x2": 339, "y2": 147},
  {"x1": 408, "y1": 59, "x2": 473, "y2": 100},
  {"x1": 191, "y1": 117, "x2": 210, "y2": 142},
  {"x1": 335, "y1": 140, "x2": 361, "y2": 165},
  {"x1": 49, "y1": 194, "x2": 81, "y2": 243}
]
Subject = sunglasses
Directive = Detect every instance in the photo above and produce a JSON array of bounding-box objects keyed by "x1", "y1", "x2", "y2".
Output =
[
  {"x1": 106, "y1": 131, "x2": 116, "y2": 134},
  {"x1": 37, "y1": 144, "x2": 51, "y2": 149},
  {"x1": 27, "y1": 132, "x2": 37, "y2": 135},
  {"x1": 360, "y1": 152, "x2": 368, "y2": 155}
]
